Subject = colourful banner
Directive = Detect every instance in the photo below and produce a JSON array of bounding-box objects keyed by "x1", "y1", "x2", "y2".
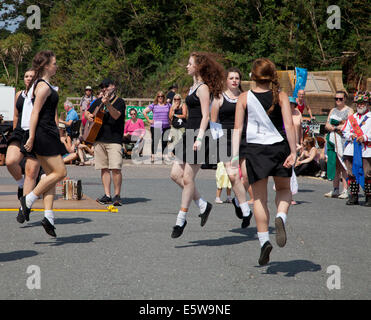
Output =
[
  {"x1": 126, "y1": 106, "x2": 152, "y2": 121},
  {"x1": 293, "y1": 67, "x2": 308, "y2": 98}
]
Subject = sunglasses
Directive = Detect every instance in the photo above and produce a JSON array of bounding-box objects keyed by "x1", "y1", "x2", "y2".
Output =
[
  {"x1": 173, "y1": 98, "x2": 181, "y2": 101},
  {"x1": 158, "y1": 95, "x2": 165, "y2": 98},
  {"x1": 334, "y1": 98, "x2": 344, "y2": 101},
  {"x1": 130, "y1": 113, "x2": 136, "y2": 116}
]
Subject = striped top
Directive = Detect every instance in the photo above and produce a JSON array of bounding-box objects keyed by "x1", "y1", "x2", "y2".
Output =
[{"x1": 148, "y1": 103, "x2": 171, "y2": 128}]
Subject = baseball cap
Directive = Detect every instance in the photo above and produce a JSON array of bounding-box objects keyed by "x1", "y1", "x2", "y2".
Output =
[
  {"x1": 99, "y1": 78, "x2": 115, "y2": 88},
  {"x1": 289, "y1": 96, "x2": 297, "y2": 104}
]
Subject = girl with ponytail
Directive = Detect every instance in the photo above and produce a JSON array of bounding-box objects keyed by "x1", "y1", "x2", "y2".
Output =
[
  {"x1": 20, "y1": 50, "x2": 67, "y2": 237},
  {"x1": 232, "y1": 58, "x2": 296, "y2": 266}
]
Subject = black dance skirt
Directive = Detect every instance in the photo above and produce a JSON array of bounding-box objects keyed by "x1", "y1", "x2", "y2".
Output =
[
  {"x1": 174, "y1": 128, "x2": 217, "y2": 165},
  {"x1": 7, "y1": 127, "x2": 37, "y2": 159},
  {"x1": 244, "y1": 140, "x2": 292, "y2": 184},
  {"x1": 33, "y1": 125, "x2": 67, "y2": 156}
]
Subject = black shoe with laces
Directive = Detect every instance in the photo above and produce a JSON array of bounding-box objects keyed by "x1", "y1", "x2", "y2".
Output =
[
  {"x1": 258, "y1": 241, "x2": 273, "y2": 266},
  {"x1": 171, "y1": 220, "x2": 187, "y2": 238},
  {"x1": 20, "y1": 196, "x2": 31, "y2": 222},
  {"x1": 275, "y1": 217, "x2": 287, "y2": 248},
  {"x1": 96, "y1": 195, "x2": 112, "y2": 205},
  {"x1": 112, "y1": 195, "x2": 122, "y2": 206},
  {"x1": 241, "y1": 212, "x2": 253, "y2": 229},
  {"x1": 17, "y1": 187, "x2": 23, "y2": 200},
  {"x1": 198, "y1": 202, "x2": 212, "y2": 227},
  {"x1": 16, "y1": 207, "x2": 25, "y2": 224},
  {"x1": 41, "y1": 217, "x2": 56, "y2": 237},
  {"x1": 232, "y1": 198, "x2": 243, "y2": 219}
]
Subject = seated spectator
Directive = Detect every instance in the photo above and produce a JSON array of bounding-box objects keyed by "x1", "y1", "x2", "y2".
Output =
[
  {"x1": 59, "y1": 123, "x2": 78, "y2": 164},
  {"x1": 316, "y1": 137, "x2": 327, "y2": 178},
  {"x1": 294, "y1": 137, "x2": 320, "y2": 176},
  {"x1": 123, "y1": 108, "x2": 146, "y2": 157},
  {"x1": 76, "y1": 138, "x2": 94, "y2": 166},
  {"x1": 59, "y1": 100, "x2": 79, "y2": 137}
]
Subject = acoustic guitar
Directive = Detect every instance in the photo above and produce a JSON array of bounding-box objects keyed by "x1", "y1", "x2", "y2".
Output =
[{"x1": 82, "y1": 88, "x2": 117, "y2": 145}]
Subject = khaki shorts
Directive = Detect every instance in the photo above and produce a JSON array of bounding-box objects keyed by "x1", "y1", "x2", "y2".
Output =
[{"x1": 94, "y1": 142, "x2": 123, "y2": 170}]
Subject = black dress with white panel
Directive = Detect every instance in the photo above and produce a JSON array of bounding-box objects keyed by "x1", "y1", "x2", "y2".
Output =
[{"x1": 244, "y1": 90, "x2": 291, "y2": 184}]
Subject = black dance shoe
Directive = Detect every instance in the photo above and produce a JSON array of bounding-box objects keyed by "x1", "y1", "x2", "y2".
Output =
[
  {"x1": 16, "y1": 207, "x2": 25, "y2": 224},
  {"x1": 258, "y1": 241, "x2": 273, "y2": 266},
  {"x1": 41, "y1": 217, "x2": 56, "y2": 237},
  {"x1": 198, "y1": 202, "x2": 212, "y2": 227},
  {"x1": 275, "y1": 217, "x2": 287, "y2": 248},
  {"x1": 232, "y1": 198, "x2": 243, "y2": 219},
  {"x1": 241, "y1": 212, "x2": 253, "y2": 229},
  {"x1": 20, "y1": 196, "x2": 31, "y2": 222},
  {"x1": 112, "y1": 195, "x2": 122, "y2": 206},
  {"x1": 171, "y1": 220, "x2": 187, "y2": 238}
]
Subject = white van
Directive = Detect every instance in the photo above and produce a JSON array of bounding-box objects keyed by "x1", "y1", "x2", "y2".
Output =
[{"x1": 0, "y1": 84, "x2": 15, "y2": 121}]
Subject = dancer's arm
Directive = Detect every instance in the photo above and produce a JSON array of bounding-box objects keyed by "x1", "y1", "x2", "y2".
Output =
[
  {"x1": 193, "y1": 84, "x2": 210, "y2": 151},
  {"x1": 232, "y1": 92, "x2": 247, "y2": 169},
  {"x1": 280, "y1": 91, "x2": 297, "y2": 168}
]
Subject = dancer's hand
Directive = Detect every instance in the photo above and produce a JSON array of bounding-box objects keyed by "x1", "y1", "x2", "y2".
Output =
[
  {"x1": 356, "y1": 135, "x2": 364, "y2": 143},
  {"x1": 24, "y1": 137, "x2": 34, "y2": 152},
  {"x1": 193, "y1": 140, "x2": 202, "y2": 151},
  {"x1": 283, "y1": 152, "x2": 296, "y2": 168}
]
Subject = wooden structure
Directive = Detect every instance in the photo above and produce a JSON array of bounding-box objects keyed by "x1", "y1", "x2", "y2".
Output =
[{"x1": 241, "y1": 70, "x2": 352, "y2": 116}]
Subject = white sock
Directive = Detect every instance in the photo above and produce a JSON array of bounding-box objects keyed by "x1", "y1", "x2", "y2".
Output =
[
  {"x1": 276, "y1": 212, "x2": 287, "y2": 225},
  {"x1": 257, "y1": 231, "x2": 270, "y2": 247},
  {"x1": 194, "y1": 197, "x2": 207, "y2": 213},
  {"x1": 44, "y1": 210, "x2": 54, "y2": 226},
  {"x1": 227, "y1": 195, "x2": 232, "y2": 201},
  {"x1": 16, "y1": 177, "x2": 24, "y2": 188},
  {"x1": 240, "y1": 202, "x2": 251, "y2": 217},
  {"x1": 176, "y1": 210, "x2": 187, "y2": 227},
  {"x1": 25, "y1": 191, "x2": 38, "y2": 208},
  {"x1": 234, "y1": 197, "x2": 240, "y2": 207}
]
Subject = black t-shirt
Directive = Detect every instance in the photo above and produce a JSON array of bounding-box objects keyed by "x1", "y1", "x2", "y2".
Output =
[
  {"x1": 166, "y1": 91, "x2": 176, "y2": 104},
  {"x1": 88, "y1": 96, "x2": 126, "y2": 144}
]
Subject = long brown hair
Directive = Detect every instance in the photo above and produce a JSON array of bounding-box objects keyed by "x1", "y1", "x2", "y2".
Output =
[
  {"x1": 30, "y1": 50, "x2": 56, "y2": 88},
  {"x1": 250, "y1": 58, "x2": 279, "y2": 115},
  {"x1": 190, "y1": 51, "x2": 225, "y2": 97},
  {"x1": 153, "y1": 91, "x2": 166, "y2": 105}
]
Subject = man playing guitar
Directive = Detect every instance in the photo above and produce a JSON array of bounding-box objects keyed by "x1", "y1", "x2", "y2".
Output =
[{"x1": 85, "y1": 78, "x2": 126, "y2": 206}]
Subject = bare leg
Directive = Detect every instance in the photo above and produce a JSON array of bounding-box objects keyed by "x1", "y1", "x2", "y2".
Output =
[
  {"x1": 170, "y1": 161, "x2": 202, "y2": 201},
  {"x1": 112, "y1": 169, "x2": 122, "y2": 196},
  {"x1": 251, "y1": 178, "x2": 269, "y2": 233},
  {"x1": 181, "y1": 163, "x2": 200, "y2": 209},
  {"x1": 101, "y1": 168, "x2": 111, "y2": 196},
  {"x1": 6, "y1": 142, "x2": 23, "y2": 181},
  {"x1": 273, "y1": 176, "x2": 291, "y2": 214},
  {"x1": 23, "y1": 157, "x2": 40, "y2": 195}
]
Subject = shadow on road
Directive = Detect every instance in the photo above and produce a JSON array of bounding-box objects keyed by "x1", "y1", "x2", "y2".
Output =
[
  {"x1": 34, "y1": 233, "x2": 110, "y2": 246},
  {"x1": 175, "y1": 227, "x2": 274, "y2": 248},
  {"x1": 21, "y1": 217, "x2": 92, "y2": 229},
  {"x1": 0, "y1": 250, "x2": 39, "y2": 262},
  {"x1": 122, "y1": 197, "x2": 151, "y2": 205},
  {"x1": 259, "y1": 260, "x2": 322, "y2": 277}
]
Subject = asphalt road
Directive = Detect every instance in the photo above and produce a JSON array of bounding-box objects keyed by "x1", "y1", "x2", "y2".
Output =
[{"x1": 0, "y1": 162, "x2": 370, "y2": 300}]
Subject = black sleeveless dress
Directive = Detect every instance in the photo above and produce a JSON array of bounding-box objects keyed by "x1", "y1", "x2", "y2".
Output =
[
  {"x1": 217, "y1": 93, "x2": 236, "y2": 162},
  {"x1": 244, "y1": 90, "x2": 291, "y2": 184},
  {"x1": 7, "y1": 91, "x2": 26, "y2": 145},
  {"x1": 32, "y1": 79, "x2": 67, "y2": 156},
  {"x1": 174, "y1": 83, "x2": 211, "y2": 164}
]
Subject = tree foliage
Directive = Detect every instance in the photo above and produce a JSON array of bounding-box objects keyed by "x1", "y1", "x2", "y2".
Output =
[{"x1": 0, "y1": 0, "x2": 370, "y2": 105}]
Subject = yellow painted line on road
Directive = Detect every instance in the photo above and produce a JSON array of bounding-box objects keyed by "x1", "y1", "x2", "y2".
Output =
[{"x1": 0, "y1": 205, "x2": 118, "y2": 213}]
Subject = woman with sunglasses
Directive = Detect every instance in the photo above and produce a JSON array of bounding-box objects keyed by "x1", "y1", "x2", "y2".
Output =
[
  {"x1": 143, "y1": 91, "x2": 171, "y2": 162},
  {"x1": 170, "y1": 51, "x2": 224, "y2": 238},
  {"x1": 324, "y1": 91, "x2": 353, "y2": 199},
  {"x1": 123, "y1": 108, "x2": 145, "y2": 157},
  {"x1": 168, "y1": 94, "x2": 187, "y2": 157}
]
